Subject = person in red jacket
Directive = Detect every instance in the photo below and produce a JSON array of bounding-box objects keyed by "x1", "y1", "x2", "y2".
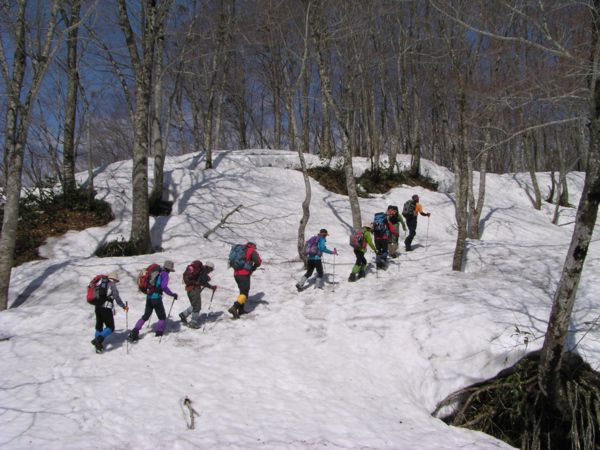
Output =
[{"x1": 228, "y1": 242, "x2": 262, "y2": 319}]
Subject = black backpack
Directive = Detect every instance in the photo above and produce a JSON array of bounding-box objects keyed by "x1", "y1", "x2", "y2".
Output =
[{"x1": 402, "y1": 200, "x2": 416, "y2": 217}]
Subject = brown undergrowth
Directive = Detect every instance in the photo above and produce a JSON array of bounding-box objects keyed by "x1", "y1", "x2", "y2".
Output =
[{"x1": 434, "y1": 351, "x2": 600, "y2": 450}]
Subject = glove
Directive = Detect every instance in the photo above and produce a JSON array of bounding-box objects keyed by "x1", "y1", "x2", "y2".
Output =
[
  {"x1": 211, "y1": 285, "x2": 218, "y2": 291},
  {"x1": 333, "y1": 248, "x2": 338, "y2": 256},
  {"x1": 123, "y1": 304, "x2": 129, "y2": 312},
  {"x1": 427, "y1": 213, "x2": 431, "y2": 217},
  {"x1": 173, "y1": 293, "x2": 178, "y2": 300}
]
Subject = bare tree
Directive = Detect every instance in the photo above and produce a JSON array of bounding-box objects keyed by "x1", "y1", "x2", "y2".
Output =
[{"x1": 0, "y1": 0, "x2": 62, "y2": 310}]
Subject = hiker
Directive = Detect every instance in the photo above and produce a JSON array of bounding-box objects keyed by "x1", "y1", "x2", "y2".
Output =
[
  {"x1": 402, "y1": 194, "x2": 431, "y2": 251},
  {"x1": 386, "y1": 205, "x2": 406, "y2": 258},
  {"x1": 372, "y1": 212, "x2": 393, "y2": 269},
  {"x1": 296, "y1": 228, "x2": 337, "y2": 291},
  {"x1": 348, "y1": 223, "x2": 377, "y2": 282},
  {"x1": 90, "y1": 271, "x2": 128, "y2": 353},
  {"x1": 179, "y1": 261, "x2": 217, "y2": 328},
  {"x1": 228, "y1": 242, "x2": 262, "y2": 319},
  {"x1": 128, "y1": 260, "x2": 179, "y2": 340}
]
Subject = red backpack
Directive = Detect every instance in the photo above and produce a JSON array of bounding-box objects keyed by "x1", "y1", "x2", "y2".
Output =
[
  {"x1": 137, "y1": 263, "x2": 161, "y2": 294},
  {"x1": 86, "y1": 275, "x2": 109, "y2": 306},
  {"x1": 183, "y1": 260, "x2": 203, "y2": 288}
]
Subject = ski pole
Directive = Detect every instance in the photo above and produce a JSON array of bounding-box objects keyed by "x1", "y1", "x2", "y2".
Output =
[
  {"x1": 203, "y1": 289, "x2": 216, "y2": 333},
  {"x1": 160, "y1": 297, "x2": 176, "y2": 344},
  {"x1": 125, "y1": 301, "x2": 129, "y2": 354},
  {"x1": 425, "y1": 216, "x2": 430, "y2": 251},
  {"x1": 332, "y1": 252, "x2": 336, "y2": 291}
]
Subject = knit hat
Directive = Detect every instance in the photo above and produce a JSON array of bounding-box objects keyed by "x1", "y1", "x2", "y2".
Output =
[{"x1": 412, "y1": 194, "x2": 419, "y2": 201}]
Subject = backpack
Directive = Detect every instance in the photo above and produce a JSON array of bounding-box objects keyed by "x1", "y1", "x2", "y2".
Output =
[
  {"x1": 349, "y1": 228, "x2": 364, "y2": 249},
  {"x1": 183, "y1": 260, "x2": 203, "y2": 287},
  {"x1": 304, "y1": 235, "x2": 321, "y2": 257},
  {"x1": 372, "y1": 212, "x2": 388, "y2": 234},
  {"x1": 402, "y1": 200, "x2": 416, "y2": 217},
  {"x1": 229, "y1": 244, "x2": 252, "y2": 270},
  {"x1": 137, "y1": 263, "x2": 161, "y2": 294},
  {"x1": 86, "y1": 275, "x2": 109, "y2": 306}
]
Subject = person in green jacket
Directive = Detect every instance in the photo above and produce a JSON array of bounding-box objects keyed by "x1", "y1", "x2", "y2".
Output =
[
  {"x1": 386, "y1": 205, "x2": 407, "y2": 258},
  {"x1": 348, "y1": 223, "x2": 377, "y2": 282}
]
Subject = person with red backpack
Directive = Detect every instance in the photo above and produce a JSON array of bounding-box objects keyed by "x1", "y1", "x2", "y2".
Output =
[
  {"x1": 128, "y1": 260, "x2": 179, "y2": 341},
  {"x1": 90, "y1": 271, "x2": 128, "y2": 353},
  {"x1": 179, "y1": 260, "x2": 217, "y2": 328},
  {"x1": 386, "y1": 205, "x2": 406, "y2": 258},
  {"x1": 295, "y1": 228, "x2": 337, "y2": 291},
  {"x1": 348, "y1": 223, "x2": 377, "y2": 282},
  {"x1": 228, "y1": 242, "x2": 262, "y2": 319}
]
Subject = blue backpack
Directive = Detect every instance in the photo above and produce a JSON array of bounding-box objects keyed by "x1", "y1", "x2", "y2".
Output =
[
  {"x1": 373, "y1": 212, "x2": 388, "y2": 235},
  {"x1": 304, "y1": 235, "x2": 321, "y2": 257},
  {"x1": 228, "y1": 244, "x2": 251, "y2": 270}
]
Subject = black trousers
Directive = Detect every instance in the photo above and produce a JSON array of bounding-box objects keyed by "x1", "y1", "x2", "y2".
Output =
[
  {"x1": 234, "y1": 274, "x2": 252, "y2": 297},
  {"x1": 304, "y1": 259, "x2": 324, "y2": 278},
  {"x1": 405, "y1": 216, "x2": 418, "y2": 248},
  {"x1": 95, "y1": 307, "x2": 115, "y2": 332},
  {"x1": 141, "y1": 297, "x2": 166, "y2": 321}
]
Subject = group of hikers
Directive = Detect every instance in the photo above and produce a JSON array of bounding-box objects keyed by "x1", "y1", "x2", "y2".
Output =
[{"x1": 87, "y1": 194, "x2": 429, "y2": 353}]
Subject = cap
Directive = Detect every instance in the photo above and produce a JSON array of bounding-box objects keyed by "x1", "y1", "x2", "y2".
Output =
[
  {"x1": 412, "y1": 194, "x2": 419, "y2": 201},
  {"x1": 319, "y1": 228, "x2": 329, "y2": 236},
  {"x1": 164, "y1": 260, "x2": 175, "y2": 272},
  {"x1": 204, "y1": 261, "x2": 215, "y2": 270},
  {"x1": 107, "y1": 271, "x2": 119, "y2": 282}
]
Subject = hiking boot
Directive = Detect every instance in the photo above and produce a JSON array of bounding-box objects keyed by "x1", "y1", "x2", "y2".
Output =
[
  {"x1": 179, "y1": 312, "x2": 188, "y2": 324},
  {"x1": 91, "y1": 336, "x2": 104, "y2": 353},
  {"x1": 228, "y1": 302, "x2": 240, "y2": 319},
  {"x1": 357, "y1": 270, "x2": 366, "y2": 279},
  {"x1": 405, "y1": 245, "x2": 412, "y2": 252},
  {"x1": 188, "y1": 322, "x2": 201, "y2": 329},
  {"x1": 238, "y1": 304, "x2": 247, "y2": 315},
  {"x1": 348, "y1": 273, "x2": 357, "y2": 282},
  {"x1": 128, "y1": 329, "x2": 139, "y2": 342}
]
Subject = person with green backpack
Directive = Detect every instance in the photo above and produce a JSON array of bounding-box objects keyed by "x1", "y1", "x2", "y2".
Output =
[
  {"x1": 348, "y1": 223, "x2": 377, "y2": 282},
  {"x1": 402, "y1": 194, "x2": 431, "y2": 251}
]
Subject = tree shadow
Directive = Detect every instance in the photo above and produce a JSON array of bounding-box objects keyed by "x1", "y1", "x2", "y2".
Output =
[{"x1": 10, "y1": 261, "x2": 71, "y2": 308}]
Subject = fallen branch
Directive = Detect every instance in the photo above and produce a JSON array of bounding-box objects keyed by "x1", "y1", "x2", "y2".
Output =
[
  {"x1": 183, "y1": 397, "x2": 199, "y2": 430},
  {"x1": 203, "y1": 204, "x2": 243, "y2": 239}
]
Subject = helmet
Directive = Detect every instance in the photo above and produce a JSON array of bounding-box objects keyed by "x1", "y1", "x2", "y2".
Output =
[
  {"x1": 107, "y1": 271, "x2": 119, "y2": 282},
  {"x1": 204, "y1": 261, "x2": 215, "y2": 270}
]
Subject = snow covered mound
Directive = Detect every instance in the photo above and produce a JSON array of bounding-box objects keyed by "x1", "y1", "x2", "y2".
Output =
[{"x1": 0, "y1": 149, "x2": 597, "y2": 449}]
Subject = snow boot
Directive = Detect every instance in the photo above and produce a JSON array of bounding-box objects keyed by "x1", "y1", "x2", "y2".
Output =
[
  {"x1": 188, "y1": 312, "x2": 201, "y2": 328},
  {"x1": 228, "y1": 302, "x2": 241, "y2": 319},
  {"x1": 91, "y1": 336, "x2": 104, "y2": 353},
  {"x1": 296, "y1": 276, "x2": 307, "y2": 291},
  {"x1": 128, "y1": 329, "x2": 140, "y2": 342},
  {"x1": 155, "y1": 330, "x2": 163, "y2": 337},
  {"x1": 348, "y1": 273, "x2": 357, "y2": 282}
]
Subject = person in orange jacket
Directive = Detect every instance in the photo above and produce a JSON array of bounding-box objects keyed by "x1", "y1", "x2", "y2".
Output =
[{"x1": 402, "y1": 194, "x2": 431, "y2": 251}]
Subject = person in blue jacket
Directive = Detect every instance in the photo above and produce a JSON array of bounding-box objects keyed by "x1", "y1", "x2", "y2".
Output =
[{"x1": 296, "y1": 228, "x2": 337, "y2": 290}]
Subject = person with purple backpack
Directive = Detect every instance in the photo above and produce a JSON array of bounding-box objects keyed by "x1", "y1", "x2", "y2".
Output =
[
  {"x1": 128, "y1": 260, "x2": 179, "y2": 341},
  {"x1": 295, "y1": 228, "x2": 337, "y2": 291}
]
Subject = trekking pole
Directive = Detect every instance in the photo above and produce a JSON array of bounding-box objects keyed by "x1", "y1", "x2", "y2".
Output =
[
  {"x1": 332, "y1": 253, "x2": 336, "y2": 291},
  {"x1": 125, "y1": 302, "x2": 129, "y2": 354},
  {"x1": 159, "y1": 297, "x2": 176, "y2": 344},
  {"x1": 425, "y1": 216, "x2": 430, "y2": 251},
  {"x1": 202, "y1": 289, "x2": 216, "y2": 333}
]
